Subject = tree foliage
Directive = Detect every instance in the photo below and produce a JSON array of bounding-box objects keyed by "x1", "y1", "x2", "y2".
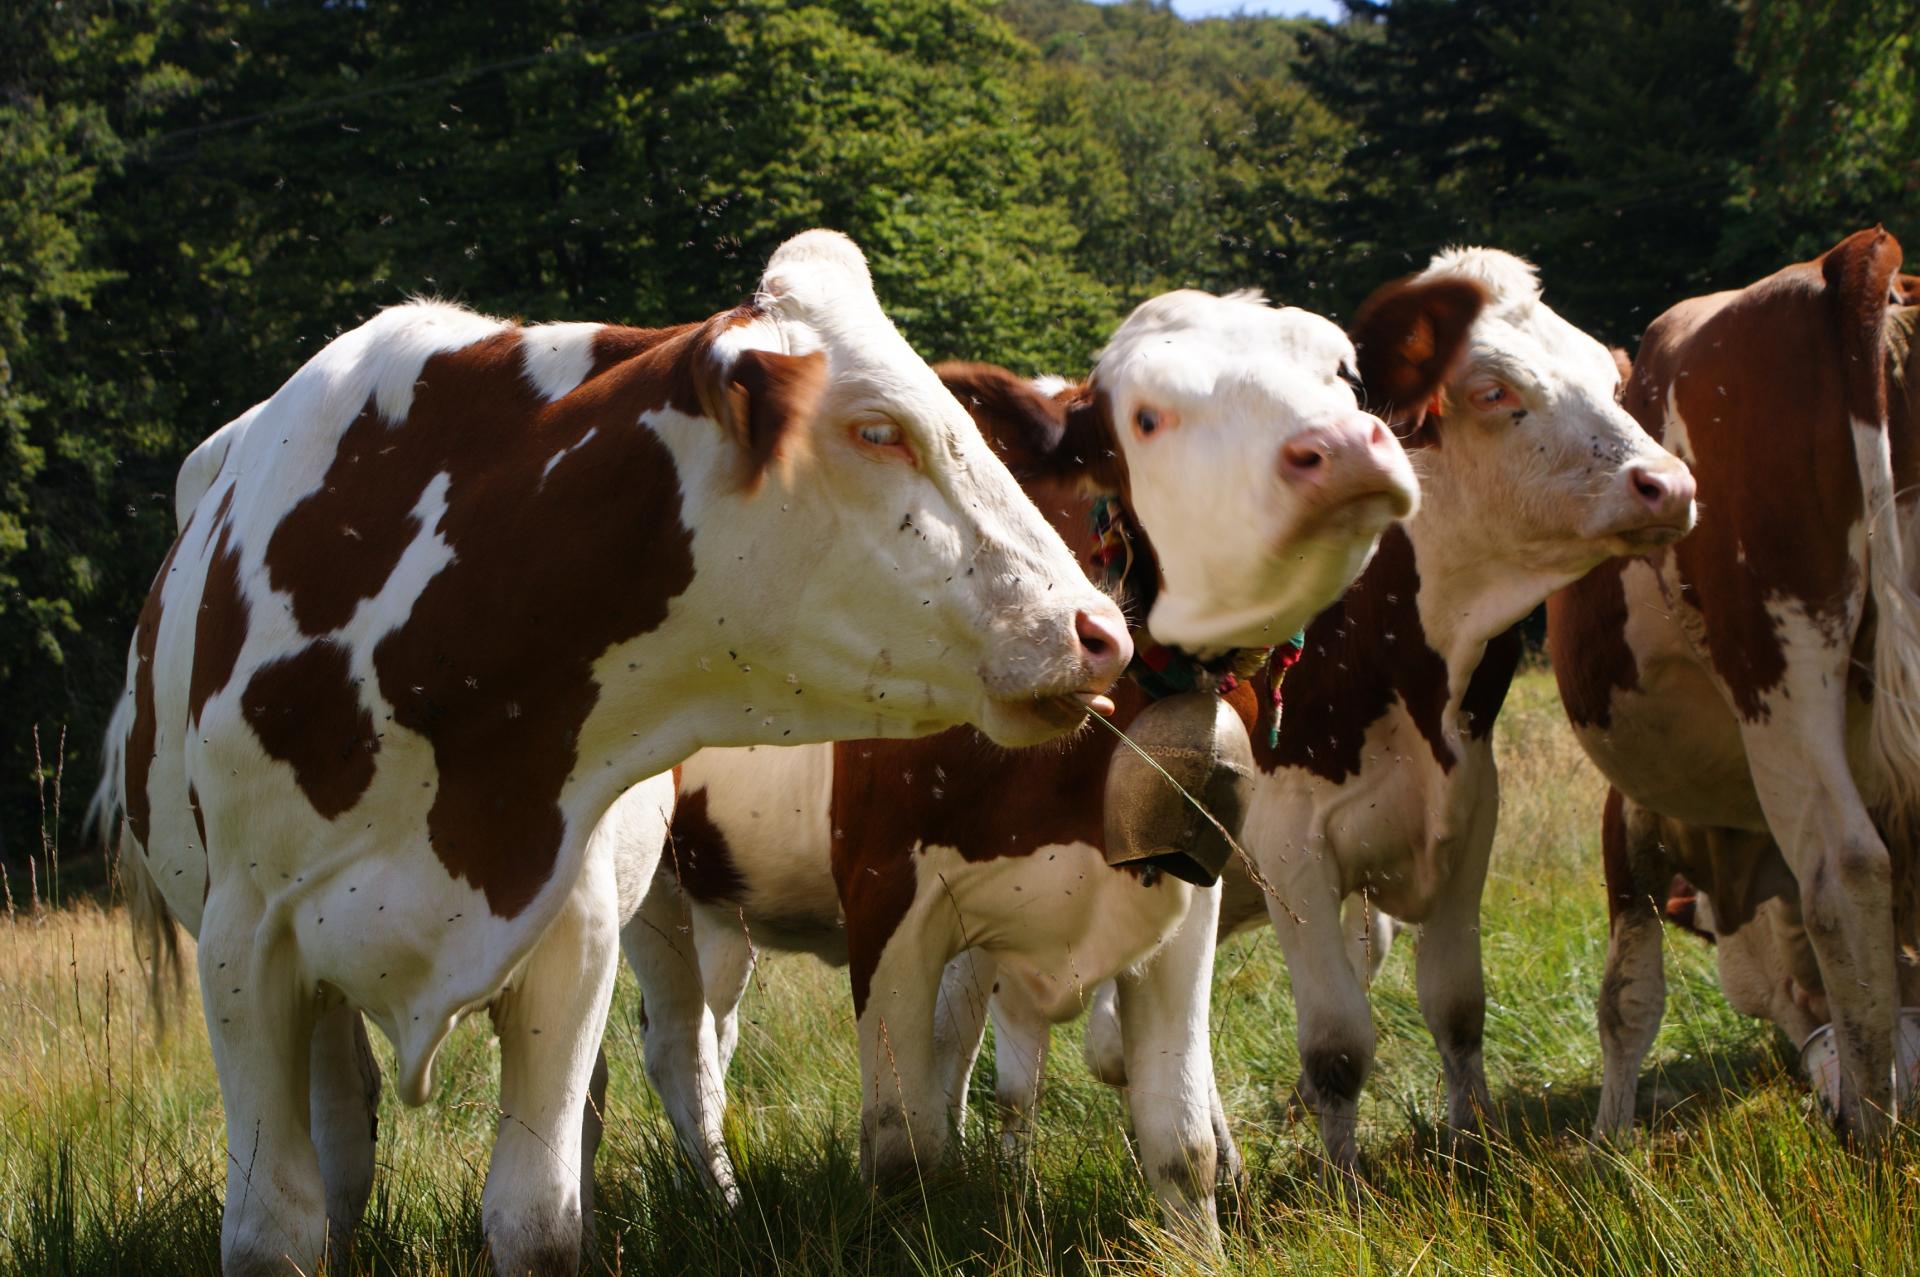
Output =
[{"x1": 0, "y1": 0, "x2": 1914, "y2": 864}]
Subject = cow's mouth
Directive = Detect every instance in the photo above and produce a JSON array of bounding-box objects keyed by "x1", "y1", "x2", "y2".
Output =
[
  {"x1": 1611, "y1": 519, "x2": 1692, "y2": 551},
  {"x1": 1024, "y1": 689, "x2": 1116, "y2": 728},
  {"x1": 977, "y1": 686, "x2": 1117, "y2": 746}
]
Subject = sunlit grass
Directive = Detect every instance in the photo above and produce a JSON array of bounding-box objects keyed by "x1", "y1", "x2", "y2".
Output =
[{"x1": 5, "y1": 667, "x2": 1915, "y2": 1274}]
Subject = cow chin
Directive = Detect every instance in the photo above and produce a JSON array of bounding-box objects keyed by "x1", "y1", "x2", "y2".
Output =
[
  {"x1": 1150, "y1": 534, "x2": 1381, "y2": 651},
  {"x1": 1606, "y1": 522, "x2": 1693, "y2": 554},
  {"x1": 1585, "y1": 511, "x2": 1695, "y2": 558},
  {"x1": 975, "y1": 693, "x2": 1100, "y2": 748}
]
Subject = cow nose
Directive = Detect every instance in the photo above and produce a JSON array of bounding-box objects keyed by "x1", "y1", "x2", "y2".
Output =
[
  {"x1": 1627, "y1": 461, "x2": 1696, "y2": 524},
  {"x1": 1074, "y1": 606, "x2": 1132, "y2": 688},
  {"x1": 1279, "y1": 417, "x2": 1418, "y2": 518}
]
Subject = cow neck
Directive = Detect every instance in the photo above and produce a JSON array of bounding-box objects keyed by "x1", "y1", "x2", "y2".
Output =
[
  {"x1": 1089, "y1": 492, "x2": 1302, "y2": 719},
  {"x1": 1396, "y1": 488, "x2": 1535, "y2": 728}
]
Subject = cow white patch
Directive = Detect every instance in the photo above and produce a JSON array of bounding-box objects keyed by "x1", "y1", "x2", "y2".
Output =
[
  {"x1": 519, "y1": 321, "x2": 603, "y2": 401},
  {"x1": 540, "y1": 428, "x2": 597, "y2": 483}
]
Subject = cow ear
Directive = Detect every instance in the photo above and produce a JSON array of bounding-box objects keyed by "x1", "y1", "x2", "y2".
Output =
[
  {"x1": 1349, "y1": 276, "x2": 1485, "y2": 437},
  {"x1": 1822, "y1": 226, "x2": 1903, "y2": 428},
  {"x1": 937, "y1": 361, "x2": 1073, "y2": 474},
  {"x1": 706, "y1": 347, "x2": 829, "y2": 485}
]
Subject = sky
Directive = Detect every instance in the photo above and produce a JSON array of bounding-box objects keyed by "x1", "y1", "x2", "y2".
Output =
[{"x1": 1099, "y1": 0, "x2": 1347, "y2": 20}]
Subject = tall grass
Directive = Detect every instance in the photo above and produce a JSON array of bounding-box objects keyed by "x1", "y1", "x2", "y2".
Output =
[{"x1": 4, "y1": 670, "x2": 1913, "y2": 1275}]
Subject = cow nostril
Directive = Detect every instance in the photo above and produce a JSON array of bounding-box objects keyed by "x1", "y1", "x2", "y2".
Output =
[
  {"x1": 1073, "y1": 609, "x2": 1129, "y2": 672},
  {"x1": 1282, "y1": 440, "x2": 1326, "y2": 475},
  {"x1": 1629, "y1": 467, "x2": 1666, "y2": 506}
]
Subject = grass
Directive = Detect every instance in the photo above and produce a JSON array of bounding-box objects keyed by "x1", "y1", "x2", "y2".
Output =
[{"x1": 5, "y1": 667, "x2": 1918, "y2": 1275}]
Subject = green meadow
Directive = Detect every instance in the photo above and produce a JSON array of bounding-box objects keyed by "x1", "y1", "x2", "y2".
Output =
[{"x1": 4, "y1": 669, "x2": 1915, "y2": 1276}]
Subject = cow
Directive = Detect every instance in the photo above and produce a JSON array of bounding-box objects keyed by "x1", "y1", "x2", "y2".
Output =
[
  {"x1": 1022, "y1": 247, "x2": 1696, "y2": 1177},
  {"x1": 1549, "y1": 227, "x2": 1920, "y2": 1143},
  {"x1": 88, "y1": 229, "x2": 1133, "y2": 1277},
  {"x1": 615, "y1": 275, "x2": 1482, "y2": 1236}
]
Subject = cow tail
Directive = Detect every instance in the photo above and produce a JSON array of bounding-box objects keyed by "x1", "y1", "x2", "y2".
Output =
[
  {"x1": 1843, "y1": 230, "x2": 1920, "y2": 844},
  {"x1": 85, "y1": 690, "x2": 184, "y2": 1034}
]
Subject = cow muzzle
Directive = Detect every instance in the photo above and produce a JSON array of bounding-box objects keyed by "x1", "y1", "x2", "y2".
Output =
[
  {"x1": 1103, "y1": 691, "x2": 1254, "y2": 886},
  {"x1": 1279, "y1": 416, "x2": 1420, "y2": 531},
  {"x1": 977, "y1": 598, "x2": 1133, "y2": 744},
  {"x1": 1607, "y1": 456, "x2": 1698, "y2": 549}
]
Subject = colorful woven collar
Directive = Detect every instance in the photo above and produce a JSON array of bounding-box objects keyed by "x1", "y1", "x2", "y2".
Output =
[{"x1": 1089, "y1": 494, "x2": 1305, "y2": 745}]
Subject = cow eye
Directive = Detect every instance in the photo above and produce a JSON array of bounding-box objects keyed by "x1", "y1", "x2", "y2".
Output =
[
  {"x1": 1135, "y1": 408, "x2": 1160, "y2": 436},
  {"x1": 858, "y1": 421, "x2": 903, "y2": 447},
  {"x1": 1472, "y1": 383, "x2": 1513, "y2": 410}
]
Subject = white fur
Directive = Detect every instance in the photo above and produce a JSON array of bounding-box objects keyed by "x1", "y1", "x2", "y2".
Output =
[
  {"x1": 1093, "y1": 290, "x2": 1419, "y2": 650},
  {"x1": 519, "y1": 321, "x2": 603, "y2": 401}
]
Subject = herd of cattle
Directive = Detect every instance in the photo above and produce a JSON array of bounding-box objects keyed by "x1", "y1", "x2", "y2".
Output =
[{"x1": 85, "y1": 223, "x2": 1920, "y2": 1274}]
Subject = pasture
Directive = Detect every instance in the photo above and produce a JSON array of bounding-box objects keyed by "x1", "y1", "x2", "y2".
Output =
[{"x1": 5, "y1": 668, "x2": 1915, "y2": 1276}]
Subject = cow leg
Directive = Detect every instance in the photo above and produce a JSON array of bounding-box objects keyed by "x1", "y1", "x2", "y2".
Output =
[
  {"x1": 1115, "y1": 881, "x2": 1223, "y2": 1240},
  {"x1": 697, "y1": 906, "x2": 755, "y2": 1081},
  {"x1": 984, "y1": 971, "x2": 1051, "y2": 1158},
  {"x1": 309, "y1": 1002, "x2": 381, "y2": 1262},
  {"x1": 578, "y1": 1046, "x2": 609, "y2": 1255},
  {"x1": 1594, "y1": 789, "x2": 1673, "y2": 1139},
  {"x1": 485, "y1": 860, "x2": 620, "y2": 1277},
  {"x1": 932, "y1": 948, "x2": 996, "y2": 1135},
  {"x1": 1413, "y1": 820, "x2": 1497, "y2": 1161},
  {"x1": 1268, "y1": 854, "x2": 1372, "y2": 1176},
  {"x1": 1082, "y1": 979, "x2": 1128, "y2": 1087},
  {"x1": 855, "y1": 912, "x2": 962, "y2": 1187},
  {"x1": 1743, "y1": 722, "x2": 1897, "y2": 1144},
  {"x1": 620, "y1": 877, "x2": 744, "y2": 1205},
  {"x1": 199, "y1": 892, "x2": 328, "y2": 1276}
]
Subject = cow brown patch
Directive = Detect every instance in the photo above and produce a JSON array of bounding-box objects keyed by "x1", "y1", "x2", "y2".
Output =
[
  {"x1": 665, "y1": 787, "x2": 746, "y2": 905},
  {"x1": 1625, "y1": 230, "x2": 1898, "y2": 720},
  {"x1": 190, "y1": 498, "x2": 249, "y2": 727},
  {"x1": 1461, "y1": 625, "x2": 1523, "y2": 740},
  {"x1": 1548, "y1": 558, "x2": 1641, "y2": 730},
  {"x1": 1254, "y1": 527, "x2": 1455, "y2": 780},
  {"x1": 256, "y1": 304, "x2": 835, "y2": 915},
  {"x1": 124, "y1": 520, "x2": 189, "y2": 852},
  {"x1": 242, "y1": 641, "x2": 378, "y2": 820},
  {"x1": 829, "y1": 685, "x2": 1148, "y2": 1016}
]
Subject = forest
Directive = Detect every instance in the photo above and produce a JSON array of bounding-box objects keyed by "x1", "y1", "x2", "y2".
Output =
[{"x1": 2, "y1": 0, "x2": 1916, "y2": 867}]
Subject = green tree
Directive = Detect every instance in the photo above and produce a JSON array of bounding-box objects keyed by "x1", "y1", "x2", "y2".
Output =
[{"x1": 1732, "y1": 0, "x2": 1920, "y2": 265}]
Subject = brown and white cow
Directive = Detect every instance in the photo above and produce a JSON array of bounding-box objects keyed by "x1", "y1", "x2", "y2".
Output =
[
  {"x1": 614, "y1": 279, "x2": 1477, "y2": 1233},
  {"x1": 89, "y1": 230, "x2": 1132, "y2": 1276},
  {"x1": 1043, "y1": 247, "x2": 1694, "y2": 1175},
  {"x1": 1550, "y1": 228, "x2": 1920, "y2": 1143}
]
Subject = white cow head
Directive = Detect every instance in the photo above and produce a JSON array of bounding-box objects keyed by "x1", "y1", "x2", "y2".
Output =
[
  {"x1": 1091, "y1": 290, "x2": 1431, "y2": 649},
  {"x1": 693, "y1": 231, "x2": 1130, "y2": 747},
  {"x1": 1391, "y1": 248, "x2": 1696, "y2": 595}
]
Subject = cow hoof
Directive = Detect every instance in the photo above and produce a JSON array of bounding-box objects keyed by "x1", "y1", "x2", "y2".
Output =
[{"x1": 486, "y1": 1212, "x2": 581, "y2": 1277}]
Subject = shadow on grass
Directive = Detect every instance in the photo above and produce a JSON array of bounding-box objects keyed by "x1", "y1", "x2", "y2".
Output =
[{"x1": 1227, "y1": 1034, "x2": 1797, "y2": 1217}]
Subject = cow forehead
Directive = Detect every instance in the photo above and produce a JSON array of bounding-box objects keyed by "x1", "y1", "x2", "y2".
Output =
[
  {"x1": 1468, "y1": 307, "x2": 1619, "y2": 397},
  {"x1": 1421, "y1": 245, "x2": 1619, "y2": 396},
  {"x1": 1094, "y1": 291, "x2": 1355, "y2": 413}
]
